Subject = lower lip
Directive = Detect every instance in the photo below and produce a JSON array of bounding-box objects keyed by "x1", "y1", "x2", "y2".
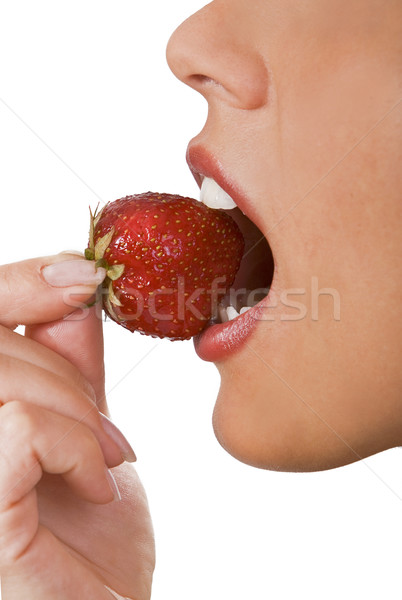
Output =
[{"x1": 194, "y1": 302, "x2": 263, "y2": 362}]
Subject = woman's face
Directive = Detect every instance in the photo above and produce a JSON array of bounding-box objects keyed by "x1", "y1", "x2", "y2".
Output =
[{"x1": 166, "y1": 0, "x2": 402, "y2": 471}]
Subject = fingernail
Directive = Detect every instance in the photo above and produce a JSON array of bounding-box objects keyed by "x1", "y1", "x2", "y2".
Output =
[
  {"x1": 100, "y1": 413, "x2": 137, "y2": 463},
  {"x1": 42, "y1": 259, "x2": 106, "y2": 288},
  {"x1": 59, "y1": 250, "x2": 85, "y2": 257},
  {"x1": 105, "y1": 468, "x2": 122, "y2": 502}
]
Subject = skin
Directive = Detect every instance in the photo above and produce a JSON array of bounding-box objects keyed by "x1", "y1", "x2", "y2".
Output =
[
  {"x1": 166, "y1": 0, "x2": 402, "y2": 471},
  {"x1": 0, "y1": 1, "x2": 401, "y2": 597},
  {"x1": 0, "y1": 255, "x2": 155, "y2": 599}
]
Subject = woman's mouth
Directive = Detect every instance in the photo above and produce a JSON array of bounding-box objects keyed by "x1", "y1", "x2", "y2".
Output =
[
  {"x1": 187, "y1": 146, "x2": 275, "y2": 361},
  {"x1": 201, "y1": 176, "x2": 274, "y2": 321}
]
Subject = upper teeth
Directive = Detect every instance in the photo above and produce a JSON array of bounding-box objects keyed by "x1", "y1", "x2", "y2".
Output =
[{"x1": 200, "y1": 177, "x2": 237, "y2": 210}]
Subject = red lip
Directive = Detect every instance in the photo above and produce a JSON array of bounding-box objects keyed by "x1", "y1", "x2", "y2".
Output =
[
  {"x1": 187, "y1": 143, "x2": 275, "y2": 362},
  {"x1": 193, "y1": 304, "x2": 263, "y2": 362}
]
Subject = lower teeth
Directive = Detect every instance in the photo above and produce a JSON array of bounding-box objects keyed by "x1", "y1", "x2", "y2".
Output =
[
  {"x1": 217, "y1": 287, "x2": 270, "y2": 323},
  {"x1": 219, "y1": 306, "x2": 229, "y2": 323},
  {"x1": 218, "y1": 304, "x2": 251, "y2": 323},
  {"x1": 226, "y1": 306, "x2": 240, "y2": 321}
]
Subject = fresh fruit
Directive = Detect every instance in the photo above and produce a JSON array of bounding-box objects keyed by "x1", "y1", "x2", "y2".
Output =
[{"x1": 85, "y1": 192, "x2": 244, "y2": 340}]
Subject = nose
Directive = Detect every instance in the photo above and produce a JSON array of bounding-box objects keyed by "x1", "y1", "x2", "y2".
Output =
[{"x1": 166, "y1": 3, "x2": 269, "y2": 111}]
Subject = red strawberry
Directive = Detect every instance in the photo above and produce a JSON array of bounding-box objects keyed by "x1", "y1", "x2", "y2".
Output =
[{"x1": 85, "y1": 192, "x2": 244, "y2": 340}]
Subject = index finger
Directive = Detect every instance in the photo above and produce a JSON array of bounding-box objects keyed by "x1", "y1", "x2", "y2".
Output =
[{"x1": 0, "y1": 253, "x2": 105, "y2": 329}]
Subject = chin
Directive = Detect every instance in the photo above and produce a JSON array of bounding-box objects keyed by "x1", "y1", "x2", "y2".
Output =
[{"x1": 211, "y1": 365, "x2": 400, "y2": 473}]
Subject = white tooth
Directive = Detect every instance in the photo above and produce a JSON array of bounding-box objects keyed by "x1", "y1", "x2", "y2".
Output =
[
  {"x1": 226, "y1": 306, "x2": 240, "y2": 321},
  {"x1": 219, "y1": 305, "x2": 229, "y2": 323},
  {"x1": 200, "y1": 177, "x2": 237, "y2": 210},
  {"x1": 240, "y1": 306, "x2": 252, "y2": 314}
]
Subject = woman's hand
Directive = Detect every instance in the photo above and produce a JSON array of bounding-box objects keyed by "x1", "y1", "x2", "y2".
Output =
[{"x1": 0, "y1": 254, "x2": 155, "y2": 600}]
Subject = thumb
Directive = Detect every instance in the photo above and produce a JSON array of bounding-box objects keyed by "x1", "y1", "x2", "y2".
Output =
[
  {"x1": 0, "y1": 253, "x2": 106, "y2": 329},
  {"x1": 25, "y1": 306, "x2": 107, "y2": 410}
]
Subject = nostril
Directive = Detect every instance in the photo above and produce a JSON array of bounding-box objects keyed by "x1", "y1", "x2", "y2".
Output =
[
  {"x1": 190, "y1": 74, "x2": 215, "y2": 86},
  {"x1": 188, "y1": 69, "x2": 268, "y2": 110},
  {"x1": 187, "y1": 74, "x2": 218, "y2": 93},
  {"x1": 188, "y1": 74, "x2": 227, "y2": 97}
]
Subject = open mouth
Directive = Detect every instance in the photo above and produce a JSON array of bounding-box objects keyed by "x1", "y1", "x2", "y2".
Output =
[
  {"x1": 199, "y1": 176, "x2": 275, "y2": 324},
  {"x1": 187, "y1": 144, "x2": 275, "y2": 360}
]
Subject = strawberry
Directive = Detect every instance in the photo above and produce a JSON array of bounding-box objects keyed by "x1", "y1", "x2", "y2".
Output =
[{"x1": 85, "y1": 192, "x2": 244, "y2": 340}]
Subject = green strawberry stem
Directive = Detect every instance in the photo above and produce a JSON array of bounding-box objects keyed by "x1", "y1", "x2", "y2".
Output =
[{"x1": 85, "y1": 204, "x2": 125, "y2": 318}]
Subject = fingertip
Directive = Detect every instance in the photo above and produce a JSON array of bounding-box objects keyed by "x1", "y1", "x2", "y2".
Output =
[
  {"x1": 100, "y1": 413, "x2": 137, "y2": 464},
  {"x1": 59, "y1": 250, "x2": 85, "y2": 257},
  {"x1": 0, "y1": 255, "x2": 105, "y2": 329},
  {"x1": 41, "y1": 259, "x2": 106, "y2": 288}
]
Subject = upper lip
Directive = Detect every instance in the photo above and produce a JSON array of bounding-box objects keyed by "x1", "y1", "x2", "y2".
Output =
[{"x1": 186, "y1": 143, "x2": 265, "y2": 234}]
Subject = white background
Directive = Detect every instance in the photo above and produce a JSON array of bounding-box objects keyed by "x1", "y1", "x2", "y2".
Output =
[{"x1": 0, "y1": 2, "x2": 401, "y2": 599}]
